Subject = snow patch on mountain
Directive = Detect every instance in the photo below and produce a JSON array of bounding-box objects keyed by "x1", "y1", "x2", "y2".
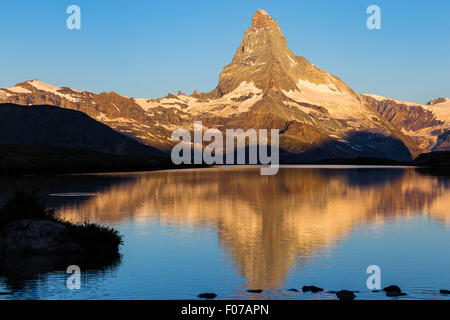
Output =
[
  {"x1": 27, "y1": 80, "x2": 82, "y2": 103},
  {"x1": 136, "y1": 81, "x2": 262, "y2": 117},
  {"x1": 282, "y1": 82, "x2": 365, "y2": 119},
  {"x1": 1, "y1": 86, "x2": 32, "y2": 94},
  {"x1": 363, "y1": 94, "x2": 423, "y2": 107},
  {"x1": 0, "y1": 90, "x2": 10, "y2": 99},
  {"x1": 364, "y1": 93, "x2": 450, "y2": 124},
  {"x1": 297, "y1": 79, "x2": 340, "y2": 94},
  {"x1": 424, "y1": 98, "x2": 450, "y2": 123},
  {"x1": 27, "y1": 80, "x2": 61, "y2": 93}
]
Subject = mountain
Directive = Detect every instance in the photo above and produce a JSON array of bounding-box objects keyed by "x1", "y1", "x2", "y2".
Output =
[
  {"x1": 0, "y1": 9, "x2": 446, "y2": 162},
  {"x1": 0, "y1": 103, "x2": 164, "y2": 156},
  {"x1": 362, "y1": 95, "x2": 450, "y2": 152},
  {"x1": 0, "y1": 81, "x2": 169, "y2": 148}
]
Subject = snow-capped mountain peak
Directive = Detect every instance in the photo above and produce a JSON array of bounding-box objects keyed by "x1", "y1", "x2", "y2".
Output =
[{"x1": 1, "y1": 10, "x2": 447, "y2": 161}]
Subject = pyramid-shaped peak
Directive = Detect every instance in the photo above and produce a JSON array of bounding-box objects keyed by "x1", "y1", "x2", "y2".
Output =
[
  {"x1": 214, "y1": 9, "x2": 355, "y2": 97},
  {"x1": 255, "y1": 9, "x2": 270, "y2": 17},
  {"x1": 252, "y1": 9, "x2": 279, "y2": 29}
]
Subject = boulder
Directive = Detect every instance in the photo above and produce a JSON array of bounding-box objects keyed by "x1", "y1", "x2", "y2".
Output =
[
  {"x1": 383, "y1": 285, "x2": 407, "y2": 297},
  {"x1": 336, "y1": 290, "x2": 356, "y2": 300},
  {"x1": 383, "y1": 285, "x2": 402, "y2": 292},
  {"x1": 198, "y1": 293, "x2": 217, "y2": 299},
  {"x1": 246, "y1": 289, "x2": 263, "y2": 293},
  {"x1": 302, "y1": 285, "x2": 324, "y2": 293}
]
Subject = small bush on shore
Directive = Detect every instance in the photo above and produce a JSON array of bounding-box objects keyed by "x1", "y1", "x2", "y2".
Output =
[
  {"x1": 63, "y1": 222, "x2": 123, "y2": 256},
  {"x1": 0, "y1": 190, "x2": 56, "y2": 229}
]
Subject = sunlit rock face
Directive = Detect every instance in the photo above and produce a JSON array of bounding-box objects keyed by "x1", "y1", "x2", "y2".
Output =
[
  {"x1": 55, "y1": 167, "x2": 450, "y2": 288},
  {"x1": 363, "y1": 95, "x2": 450, "y2": 152},
  {"x1": 0, "y1": 10, "x2": 434, "y2": 161}
]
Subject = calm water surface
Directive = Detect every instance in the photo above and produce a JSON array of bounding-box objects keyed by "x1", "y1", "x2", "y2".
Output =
[{"x1": 1, "y1": 166, "x2": 450, "y2": 300}]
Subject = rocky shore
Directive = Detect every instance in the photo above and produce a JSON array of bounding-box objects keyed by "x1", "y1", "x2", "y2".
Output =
[
  {"x1": 197, "y1": 284, "x2": 450, "y2": 300},
  {"x1": 0, "y1": 191, "x2": 122, "y2": 281}
]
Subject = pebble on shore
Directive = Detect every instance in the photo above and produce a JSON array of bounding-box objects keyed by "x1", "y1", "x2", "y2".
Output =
[
  {"x1": 302, "y1": 285, "x2": 324, "y2": 293},
  {"x1": 336, "y1": 290, "x2": 356, "y2": 300},
  {"x1": 383, "y1": 285, "x2": 407, "y2": 297},
  {"x1": 246, "y1": 289, "x2": 264, "y2": 293},
  {"x1": 198, "y1": 293, "x2": 217, "y2": 299}
]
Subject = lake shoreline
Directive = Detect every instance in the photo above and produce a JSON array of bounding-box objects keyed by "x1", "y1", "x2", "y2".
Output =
[
  {"x1": 3, "y1": 144, "x2": 450, "y2": 176},
  {"x1": 3, "y1": 140, "x2": 450, "y2": 178},
  {"x1": 0, "y1": 191, "x2": 123, "y2": 282}
]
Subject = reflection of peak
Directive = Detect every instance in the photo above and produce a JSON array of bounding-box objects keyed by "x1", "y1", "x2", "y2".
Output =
[{"x1": 57, "y1": 168, "x2": 450, "y2": 288}]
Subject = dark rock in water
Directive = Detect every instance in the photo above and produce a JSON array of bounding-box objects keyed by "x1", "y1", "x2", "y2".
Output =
[
  {"x1": 386, "y1": 291, "x2": 407, "y2": 297},
  {"x1": 198, "y1": 293, "x2": 217, "y2": 299},
  {"x1": 372, "y1": 290, "x2": 380, "y2": 293},
  {"x1": 246, "y1": 289, "x2": 263, "y2": 293},
  {"x1": 302, "y1": 285, "x2": 324, "y2": 293},
  {"x1": 0, "y1": 292, "x2": 10, "y2": 295},
  {"x1": 336, "y1": 290, "x2": 356, "y2": 300},
  {"x1": 440, "y1": 289, "x2": 450, "y2": 294},
  {"x1": 383, "y1": 285, "x2": 407, "y2": 297},
  {"x1": 287, "y1": 288, "x2": 299, "y2": 292},
  {"x1": 383, "y1": 285, "x2": 402, "y2": 292}
]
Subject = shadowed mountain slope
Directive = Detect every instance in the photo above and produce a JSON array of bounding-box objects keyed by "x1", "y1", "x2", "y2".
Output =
[{"x1": 0, "y1": 103, "x2": 165, "y2": 157}]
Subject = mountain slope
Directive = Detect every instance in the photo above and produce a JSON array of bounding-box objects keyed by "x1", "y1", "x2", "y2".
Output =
[
  {"x1": 0, "y1": 103, "x2": 165, "y2": 156},
  {"x1": 1, "y1": 9, "x2": 442, "y2": 161},
  {"x1": 362, "y1": 95, "x2": 450, "y2": 152}
]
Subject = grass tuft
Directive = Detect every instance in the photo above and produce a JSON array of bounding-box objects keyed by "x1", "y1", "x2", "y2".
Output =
[{"x1": 63, "y1": 222, "x2": 123, "y2": 256}]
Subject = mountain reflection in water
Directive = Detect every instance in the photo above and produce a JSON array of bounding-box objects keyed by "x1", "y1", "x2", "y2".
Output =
[{"x1": 46, "y1": 167, "x2": 450, "y2": 289}]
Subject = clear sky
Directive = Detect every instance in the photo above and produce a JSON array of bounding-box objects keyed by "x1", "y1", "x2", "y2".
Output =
[{"x1": 0, "y1": 0, "x2": 449, "y2": 103}]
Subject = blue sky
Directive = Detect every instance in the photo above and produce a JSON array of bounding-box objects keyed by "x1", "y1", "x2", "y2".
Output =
[{"x1": 0, "y1": 0, "x2": 448, "y2": 103}]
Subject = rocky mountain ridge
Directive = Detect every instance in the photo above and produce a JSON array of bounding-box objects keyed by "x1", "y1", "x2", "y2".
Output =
[
  {"x1": 0, "y1": 9, "x2": 448, "y2": 161},
  {"x1": 362, "y1": 95, "x2": 450, "y2": 151}
]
